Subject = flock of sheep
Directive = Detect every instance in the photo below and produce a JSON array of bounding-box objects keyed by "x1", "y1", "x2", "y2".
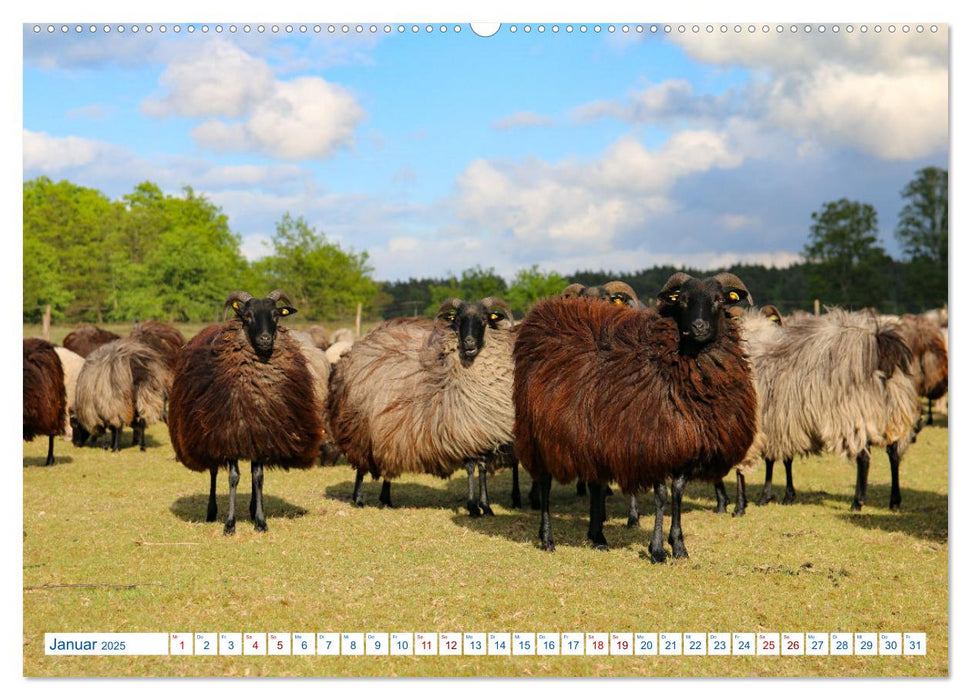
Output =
[{"x1": 22, "y1": 273, "x2": 947, "y2": 563}]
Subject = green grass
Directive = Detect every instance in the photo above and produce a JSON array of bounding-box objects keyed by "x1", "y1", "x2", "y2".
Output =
[{"x1": 23, "y1": 423, "x2": 948, "y2": 677}]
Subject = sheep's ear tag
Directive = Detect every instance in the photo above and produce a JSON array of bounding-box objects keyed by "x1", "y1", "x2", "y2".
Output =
[
  {"x1": 490, "y1": 311, "x2": 504, "y2": 321},
  {"x1": 663, "y1": 292, "x2": 679, "y2": 303},
  {"x1": 611, "y1": 295, "x2": 626, "y2": 306},
  {"x1": 728, "y1": 291, "x2": 740, "y2": 302},
  {"x1": 279, "y1": 306, "x2": 297, "y2": 317},
  {"x1": 232, "y1": 301, "x2": 242, "y2": 314}
]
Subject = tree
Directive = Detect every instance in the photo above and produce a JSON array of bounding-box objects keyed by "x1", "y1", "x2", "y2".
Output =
[
  {"x1": 425, "y1": 266, "x2": 509, "y2": 315},
  {"x1": 896, "y1": 167, "x2": 947, "y2": 309},
  {"x1": 505, "y1": 264, "x2": 567, "y2": 316},
  {"x1": 257, "y1": 213, "x2": 377, "y2": 320},
  {"x1": 803, "y1": 198, "x2": 891, "y2": 308}
]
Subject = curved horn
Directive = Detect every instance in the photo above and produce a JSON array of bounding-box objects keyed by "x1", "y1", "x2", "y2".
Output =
[
  {"x1": 602, "y1": 280, "x2": 640, "y2": 307},
  {"x1": 481, "y1": 296, "x2": 515, "y2": 323},
  {"x1": 435, "y1": 298, "x2": 463, "y2": 317},
  {"x1": 223, "y1": 291, "x2": 254, "y2": 320},
  {"x1": 712, "y1": 272, "x2": 754, "y2": 306},
  {"x1": 659, "y1": 272, "x2": 693, "y2": 297},
  {"x1": 266, "y1": 289, "x2": 294, "y2": 306}
]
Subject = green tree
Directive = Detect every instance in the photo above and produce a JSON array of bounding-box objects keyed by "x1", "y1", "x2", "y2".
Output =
[
  {"x1": 505, "y1": 264, "x2": 567, "y2": 317},
  {"x1": 896, "y1": 167, "x2": 948, "y2": 309},
  {"x1": 803, "y1": 198, "x2": 891, "y2": 308},
  {"x1": 258, "y1": 213, "x2": 377, "y2": 320},
  {"x1": 425, "y1": 266, "x2": 508, "y2": 314}
]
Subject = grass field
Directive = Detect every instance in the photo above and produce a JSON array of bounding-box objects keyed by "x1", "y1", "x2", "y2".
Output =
[{"x1": 22, "y1": 415, "x2": 948, "y2": 678}]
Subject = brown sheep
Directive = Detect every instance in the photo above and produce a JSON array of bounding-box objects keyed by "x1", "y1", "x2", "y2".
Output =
[
  {"x1": 62, "y1": 325, "x2": 120, "y2": 358},
  {"x1": 23, "y1": 338, "x2": 67, "y2": 466}
]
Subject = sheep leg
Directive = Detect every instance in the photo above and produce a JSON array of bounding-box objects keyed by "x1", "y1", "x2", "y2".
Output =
[
  {"x1": 887, "y1": 444, "x2": 902, "y2": 511},
  {"x1": 206, "y1": 466, "x2": 218, "y2": 522},
  {"x1": 627, "y1": 493, "x2": 640, "y2": 529},
  {"x1": 851, "y1": 449, "x2": 870, "y2": 511},
  {"x1": 352, "y1": 469, "x2": 365, "y2": 507},
  {"x1": 379, "y1": 479, "x2": 393, "y2": 508},
  {"x1": 477, "y1": 460, "x2": 494, "y2": 516},
  {"x1": 782, "y1": 457, "x2": 796, "y2": 505},
  {"x1": 44, "y1": 435, "x2": 56, "y2": 466},
  {"x1": 110, "y1": 426, "x2": 121, "y2": 453},
  {"x1": 251, "y1": 460, "x2": 267, "y2": 532},
  {"x1": 733, "y1": 471, "x2": 747, "y2": 517},
  {"x1": 510, "y1": 461, "x2": 522, "y2": 509},
  {"x1": 465, "y1": 458, "x2": 481, "y2": 517},
  {"x1": 649, "y1": 481, "x2": 667, "y2": 563},
  {"x1": 586, "y1": 481, "x2": 609, "y2": 550},
  {"x1": 668, "y1": 473, "x2": 689, "y2": 559},
  {"x1": 576, "y1": 480, "x2": 587, "y2": 497},
  {"x1": 137, "y1": 418, "x2": 147, "y2": 451},
  {"x1": 528, "y1": 479, "x2": 541, "y2": 510},
  {"x1": 538, "y1": 471, "x2": 554, "y2": 552},
  {"x1": 224, "y1": 460, "x2": 239, "y2": 535},
  {"x1": 758, "y1": 458, "x2": 775, "y2": 505},
  {"x1": 926, "y1": 397, "x2": 934, "y2": 426},
  {"x1": 713, "y1": 480, "x2": 728, "y2": 514}
]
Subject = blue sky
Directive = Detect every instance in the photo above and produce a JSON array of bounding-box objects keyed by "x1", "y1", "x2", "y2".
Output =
[{"x1": 22, "y1": 18, "x2": 949, "y2": 283}]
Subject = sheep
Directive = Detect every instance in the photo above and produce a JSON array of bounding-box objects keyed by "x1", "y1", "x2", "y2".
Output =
[
  {"x1": 306, "y1": 324, "x2": 331, "y2": 350},
  {"x1": 290, "y1": 330, "x2": 342, "y2": 466},
  {"x1": 324, "y1": 340, "x2": 353, "y2": 365},
  {"x1": 129, "y1": 320, "x2": 186, "y2": 371},
  {"x1": 895, "y1": 314, "x2": 948, "y2": 426},
  {"x1": 722, "y1": 308, "x2": 920, "y2": 513},
  {"x1": 514, "y1": 272, "x2": 758, "y2": 561},
  {"x1": 329, "y1": 328, "x2": 355, "y2": 345},
  {"x1": 23, "y1": 338, "x2": 67, "y2": 466},
  {"x1": 53, "y1": 346, "x2": 84, "y2": 441},
  {"x1": 166, "y1": 291, "x2": 324, "y2": 534},
  {"x1": 328, "y1": 297, "x2": 517, "y2": 516},
  {"x1": 62, "y1": 325, "x2": 120, "y2": 358},
  {"x1": 73, "y1": 337, "x2": 172, "y2": 451}
]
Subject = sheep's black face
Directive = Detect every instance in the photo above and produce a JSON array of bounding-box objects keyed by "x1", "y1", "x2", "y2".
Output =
[
  {"x1": 657, "y1": 273, "x2": 751, "y2": 353},
  {"x1": 232, "y1": 297, "x2": 297, "y2": 360},
  {"x1": 438, "y1": 301, "x2": 487, "y2": 362}
]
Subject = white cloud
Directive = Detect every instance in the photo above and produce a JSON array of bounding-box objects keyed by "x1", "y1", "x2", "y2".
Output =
[
  {"x1": 492, "y1": 111, "x2": 555, "y2": 130},
  {"x1": 142, "y1": 39, "x2": 366, "y2": 161},
  {"x1": 23, "y1": 130, "x2": 104, "y2": 171}
]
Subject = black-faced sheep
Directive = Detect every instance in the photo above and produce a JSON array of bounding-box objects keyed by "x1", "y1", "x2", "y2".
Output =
[
  {"x1": 328, "y1": 297, "x2": 517, "y2": 516},
  {"x1": 514, "y1": 272, "x2": 758, "y2": 562},
  {"x1": 23, "y1": 338, "x2": 67, "y2": 466},
  {"x1": 722, "y1": 308, "x2": 920, "y2": 513},
  {"x1": 73, "y1": 337, "x2": 172, "y2": 451},
  {"x1": 167, "y1": 291, "x2": 324, "y2": 534},
  {"x1": 63, "y1": 325, "x2": 120, "y2": 358}
]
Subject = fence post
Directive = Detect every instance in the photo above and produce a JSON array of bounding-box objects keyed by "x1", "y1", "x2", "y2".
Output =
[
  {"x1": 41, "y1": 305, "x2": 51, "y2": 341},
  {"x1": 813, "y1": 299, "x2": 820, "y2": 316},
  {"x1": 355, "y1": 302, "x2": 362, "y2": 338}
]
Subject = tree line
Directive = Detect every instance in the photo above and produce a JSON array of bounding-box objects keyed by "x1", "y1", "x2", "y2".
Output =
[{"x1": 23, "y1": 167, "x2": 947, "y2": 324}]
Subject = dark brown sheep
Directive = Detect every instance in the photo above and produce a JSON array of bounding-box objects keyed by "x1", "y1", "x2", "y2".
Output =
[
  {"x1": 23, "y1": 338, "x2": 67, "y2": 466},
  {"x1": 167, "y1": 291, "x2": 324, "y2": 534},
  {"x1": 62, "y1": 325, "x2": 120, "y2": 358},
  {"x1": 514, "y1": 272, "x2": 758, "y2": 562},
  {"x1": 129, "y1": 321, "x2": 186, "y2": 371}
]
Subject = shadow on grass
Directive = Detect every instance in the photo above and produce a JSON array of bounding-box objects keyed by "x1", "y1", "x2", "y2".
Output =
[
  {"x1": 23, "y1": 455, "x2": 75, "y2": 468},
  {"x1": 71, "y1": 431, "x2": 166, "y2": 452},
  {"x1": 454, "y1": 510, "x2": 652, "y2": 552},
  {"x1": 835, "y1": 487, "x2": 948, "y2": 543},
  {"x1": 170, "y1": 493, "x2": 308, "y2": 524}
]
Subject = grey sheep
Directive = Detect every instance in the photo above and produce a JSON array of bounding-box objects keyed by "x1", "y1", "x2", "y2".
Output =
[
  {"x1": 328, "y1": 297, "x2": 517, "y2": 516},
  {"x1": 54, "y1": 346, "x2": 85, "y2": 440}
]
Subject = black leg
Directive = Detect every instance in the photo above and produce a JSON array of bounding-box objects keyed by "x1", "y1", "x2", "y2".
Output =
[
  {"x1": 538, "y1": 471, "x2": 554, "y2": 551},
  {"x1": 758, "y1": 458, "x2": 775, "y2": 505},
  {"x1": 782, "y1": 457, "x2": 796, "y2": 505},
  {"x1": 927, "y1": 397, "x2": 934, "y2": 426},
  {"x1": 887, "y1": 444, "x2": 902, "y2": 511},
  {"x1": 138, "y1": 418, "x2": 147, "y2": 451},
  {"x1": 627, "y1": 493, "x2": 640, "y2": 529},
  {"x1": 251, "y1": 460, "x2": 266, "y2": 532},
  {"x1": 714, "y1": 479, "x2": 728, "y2": 514},
  {"x1": 206, "y1": 466, "x2": 218, "y2": 522},
  {"x1": 465, "y1": 458, "x2": 480, "y2": 517},
  {"x1": 529, "y1": 479, "x2": 541, "y2": 510},
  {"x1": 477, "y1": 460, "x2": 494, "y2": 516},
  {"x1": 44, "y1": 434, "x2": 55, "y2": 466},
  {"x1": 733, "y1": 471, "x2": 747, "y2": 517},
  {"x1": 852, "y1": 449, "x2": 870, "y2": 511},
  {"x1": 587, "y1": 481, "x2": 608, "y2": 550},
  {"x1": 669, "y1": 473, "x2": 689, "y2": 559},
  {"x1": 576, "y1": 480, "x2": 587, "y2": 497},
  {"x1": 352, "y1": 469, "x2": 365, "y2": 507},
  {"x1": 649, "y1": 481, "x2": 667, "y2": 563},
  {"x1": 379, "y1": 479, "x2": 393, "y2": 508},
  {"x1": 224, "y1": 460, "x2": 239, "y2": 535},
  {"x1": 510, "y1": 461, "x2": 522, "y2": 509}
]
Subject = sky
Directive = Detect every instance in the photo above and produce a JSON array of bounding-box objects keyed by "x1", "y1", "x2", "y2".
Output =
[{"x1": 21, "y1": 19, "x2": 949, "y2": 283}]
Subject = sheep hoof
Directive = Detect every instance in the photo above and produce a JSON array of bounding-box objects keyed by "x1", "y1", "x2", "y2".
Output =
[
  {"x1": 782, "y1": 494, "x2": 796, "y2": 505},
  {"x1": 44, "y1": 457, "x2": 55, "y2": 467},
  {"x1": 479, "y1": 504, "x2": 494, "y2": 517},
  {"x1": 889, "y1": 502, "x2": 900, "y2": 512},
  {"x1": 714, "y1": 504, "x2": 727, "y2": 514},
  {"x1": 850, "y1": 500, "x2": 863, "y2": 512},
  {"x1": 223, "y1": 520, "x2": 236, "y2": 536},
  {"x1": 467, "y1": 502, "x2": 481, "y2": 518},
  {"x1": 541, "y1": 540, "x2": 555, "y2": 552},
  {"x1": 626, "y1": 516, "x2": 640, "y2": 529},
  {"x1": 649, "y1": 548, "x2": 667, "y2": 564},
  {"x1": 254, "y1": 521, "x2": 267, "y2": 533},
  {"x1": 672, "y1": 543, "x2": 689, "y2": 559},
  {"x1": 732, "y1": 507, "x2": 745, "y2": 518},
  {"x1": 206, "y1": 508, "x2": 217, "y2": 523},
  {"x1": 757, "y1": 495, "x2": 774, "y2": 506}
]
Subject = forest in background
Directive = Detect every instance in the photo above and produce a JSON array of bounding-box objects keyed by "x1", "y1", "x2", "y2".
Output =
[{"x1": 23, "y1": 167, "x2": 947, "y2": 324}]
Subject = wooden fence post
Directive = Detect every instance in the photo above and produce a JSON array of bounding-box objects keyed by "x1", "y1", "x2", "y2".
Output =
[
  {"x1": 355, "y1": 302, "x2": 362, "y2": 338},
  {"x1": 41, "y1": 305, "x2": 51, "y2": 341},
  {"x1": 813, "y1": 299, "x2": 820, "y2": 316}
]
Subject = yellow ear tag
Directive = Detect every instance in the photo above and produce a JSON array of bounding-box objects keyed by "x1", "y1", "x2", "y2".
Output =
[
  {"x1": 613, "y1": 297, "x2": 624, "y2": 305},
  {"x1": 233, "y1": 301, "x2": 240, "y2": 310},
  {"x1": 280, "y1": 308, "x2": 289, "y2": 316},
  {"x1": 728, "y1": 292, "x2": 740, "y2": 302},
  {"x1": 668, "y1": 294, "x2": 679, "y2": 303}
]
